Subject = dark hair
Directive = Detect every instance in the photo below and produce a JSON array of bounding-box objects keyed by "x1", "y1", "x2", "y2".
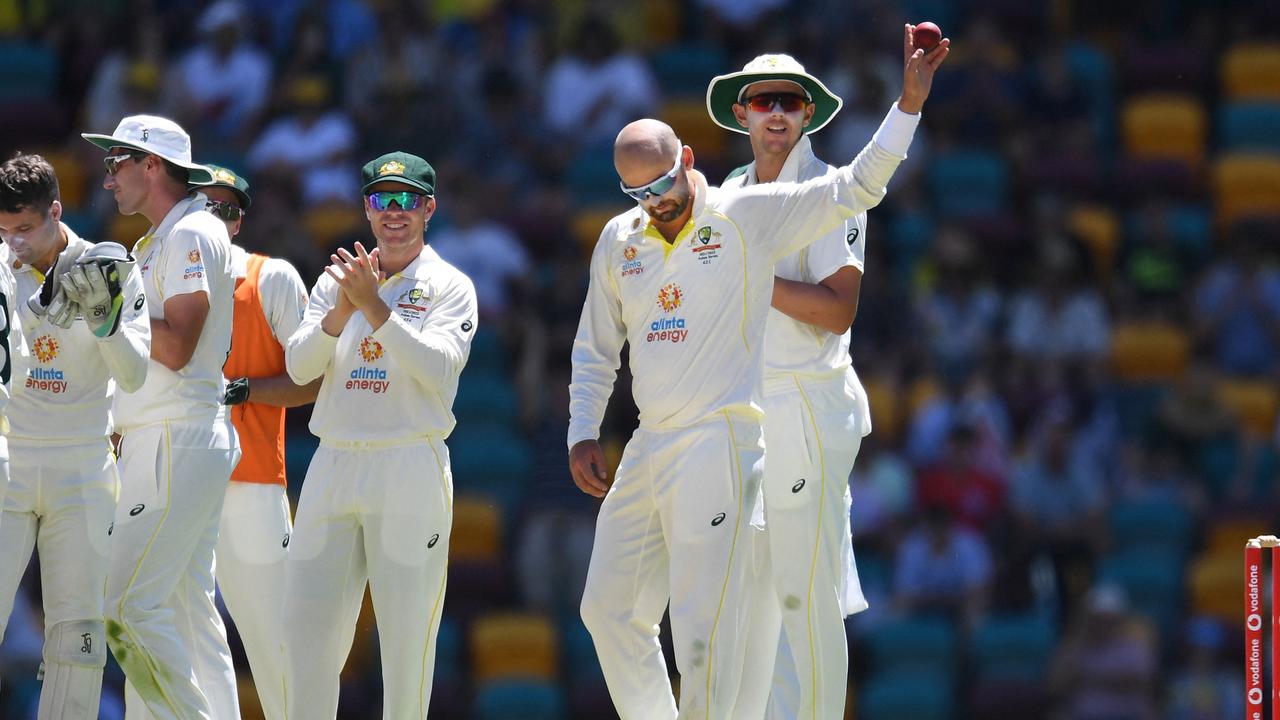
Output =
[
  {"x1": 161, "y1": 159, "x2": 189, "y2": 187},
  {"x1": 0, "y1": 153, "x2": 60, "y2": 214}
]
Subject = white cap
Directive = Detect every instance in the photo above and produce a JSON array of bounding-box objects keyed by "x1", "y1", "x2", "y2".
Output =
[
  {"x1": 81, "y1": 114, "x2": 214, "y2": 184},
  {"x1": 198, "y1": 0, "x2": 245, "y2": 34}
]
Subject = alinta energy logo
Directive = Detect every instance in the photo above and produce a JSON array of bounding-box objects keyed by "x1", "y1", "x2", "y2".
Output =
[
  {"x1": 648, "y1": 283, "x2": 688, "y2": 344},
  {"x1": 27, "y1": 334, "x2": 67, "y2": 393},
  {"x1": 348, "y1": 337, "x2": 389, "y2": 394},
  {"x1": 621, "y1": 244, "x2": 643, "y2": 277}
]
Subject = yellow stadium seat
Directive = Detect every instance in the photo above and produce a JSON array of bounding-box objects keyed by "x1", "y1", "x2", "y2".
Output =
[
  {"x1": 572, "y1": 205, "x2": 629, "y2": 257},
  {"x1": 450, "y1": 495, "x2": 502, "y2": 564},
  {"x1": 863, "y1": 377, "x2": 902, "y2": 445},
  {"x1": 1205, "y1": 518, "x2": 1271, "y2": 554},
  {"x1": 1216, "y1": 378, "x2": 1279, "y2": 436},
  {"x1": 1109, "y1": 322, "x2": 1190, "y2": 382},
  {"x1": 37, "y1": 148, "x2": 88, "y2": 209},
  {"x1": 302, "y1": 202, "x2": 365, "y2": 248},
  {"x1": 1068, "y1": 205, "x2": 1120, "y2": 276},
  {"x1": 660, "y1": 100, "x2": 726, "y2": 163},
  {"x1": 906, "y1": 375, "x2": 941, "y2": 418},
  {"x1": 471, "y1": 612, "x2": 559, "y2": 683},
  {"x1": 1212, "y1": 154, "x2": 1280, "y2": 228},
  {"x1": 108, "y1": 213, "x2": 151, "y2": 249},
  {"x1": 1121, "y1": 94, "x2": 1207, "y2": 169},
  {"x1": 1189, "y1": 551, "x2": 1242, "y2": 623},
  {"x1": 1222, "y1": 44, "x2": 1280, "y2": 101}
]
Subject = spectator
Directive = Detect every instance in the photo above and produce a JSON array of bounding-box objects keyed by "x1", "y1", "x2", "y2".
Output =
[
  {"x1": 1193, "y1": 232, "x2": 1280, "y2": 377},
  {"x1": 1049, "y1": 584, "x2": 1159, "y2": 720},
  {"x1": 1166, "y1": 617, "x2": 1244, "y2": 720},
  {"x1": 915, "y1": 228, "x2": 1002, "y2": 380},
  {"x1": 84, "y1": 16, "x2": 166, "y2": 134},
  {"x1": 247, "y1": 75, "x2": 358, "y2": 206},
  {"x1": 1006, "y1": 236, "x2": 1111, "y2": 364},
  {"x1": 892, "y1": 504, "x2": 993, "y2": 624},
  {"x1": 168, "y1": 0, "x2": 273, "y2": 142},
  {"x1": 849, "y1": 433, "x2": 914, "y2": 547},
  {"x1": 915, "y1": 421, "x2": 1008, "y2": 531}
]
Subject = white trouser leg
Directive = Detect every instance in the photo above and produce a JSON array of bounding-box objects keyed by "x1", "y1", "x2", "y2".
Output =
[
  {"x1": 761, "y1": 379, "x2": 865, "y2": 720},
  {"x1": 364, "y1": 439, "x2": 453, "y2": 719},
  {"x1": 580, "y1": 433, "x2": 675, "y2": 720},
  {"x1": 217, "y1": 481, "x2": 291, "y2": 720},
  {"x1": 731, "y1": 525, "x2": 780, "y2": 719},
  {"x1": 283, "y1": 445, "x2": 369, "y2": 720},
  {"x1": 106, "y1": 419, "x2": 237, "y2": 720}
]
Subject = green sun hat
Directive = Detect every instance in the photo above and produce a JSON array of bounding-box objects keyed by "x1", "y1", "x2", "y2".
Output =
[
  {"x1": 706, "y1": 53, "x2": 843, "y2": 135},
  {"x1": 190, "y1": 164, "x2": 251, "y2": 208},
  {"x1": 361, "y1": 152, "x2": 436, "y2": 196}
]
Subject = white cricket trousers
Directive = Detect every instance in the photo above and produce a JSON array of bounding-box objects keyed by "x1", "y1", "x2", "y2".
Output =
[
  {"x1": 215, "y1": 481, "x2": 291, "y2": 720},
  {"x1": 283, "y1": 437, "x2": 453, "y2": 720},
  {"x1": 736, "y1": 374, "x2": 868, "y2": 720},
  {"x1": 0, "y1": 438, "x2": 114, "y2": 719},
  {"x1": 107, "y1": 416, "x2": 240, "y2": 720},
  {"x1": 580, "y1": 413, "x2": 765, "y2": 720}
]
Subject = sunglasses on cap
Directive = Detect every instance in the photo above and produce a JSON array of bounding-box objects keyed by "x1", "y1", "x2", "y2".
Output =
[
  {"x1": 366, "y1": 191, "x2": 426, "y2": 212},
  {"x1": 204, "y1": 200, "x2": 245, "y2": 222},
  {"x1": 619, "y1": 151, "x2": 682, "y2": 203},
  {"x1": 740, "y1": 92, "x2": 810, "y2": 114},
  {"x1": 103, "y1": 152, "x2": 146, "y2": 176}
]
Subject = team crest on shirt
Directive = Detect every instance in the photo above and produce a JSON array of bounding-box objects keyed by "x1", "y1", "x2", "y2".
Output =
[
  {"x1": 183, "y1": 248, "x2": 204, "y2": 280},
  {"x1": 359, "y1": 336, "x2": 384, "y2": 362},
  {"x1": 187, "y1": 249, "x2": 201, "y2": 264},
  {"x1": 649, "y1": 283, "x2": 688, "y2": 344},
  {"x1": 27, "y1": 335, "x2": 67, "y2": 393},
  {"x1": 394, "y1": 286, "x2": 430, "y2": 321},
  {"x1": 349, "y1": 337, "x2": 390, "y2": 394},
  {"x1": 689, "y1": 225, "x2": 722, "y2": 265},
  {"x1": 620, "y1": 244, "x2": 643, "y2": 277}
]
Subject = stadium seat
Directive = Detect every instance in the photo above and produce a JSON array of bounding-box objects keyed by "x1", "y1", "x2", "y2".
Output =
[
  {"x1": 450, "y1": 494, "x2": 503, "y2": 564},
  {"x1": 562, "y1": 617, "x2": 604, "y2": 680},
  {"x1": 1221, "y1": 43, "x2": 1280, "y2": 101},
  {"x1": 107, "y1": 213, "x2": 152, "y2": 249},
  {"x1": 863, "y1": 377, "x2": 902, "y2": 445},
  {"x1": 969, "y1": 612, "x2": 1057, "y2": 683},
  {"x1": 1216, "y1": 378, "x2": 1279, "y2": 436},
  {"x1": 571, "y1": 205, "x2": 631, "y2": 257},
  {"x1": 863, "y1": 615, "x2": 957, "y2": 676},
  {"x1": 1212, "y1": 154, "x2": 1280, "y2": 228},
  {"x1": 36, "y1": 149, "x2": 88, "y2": 209},
  {"x1": 434, "y1": 617, "x2": 462, "y2": 686},
  {"x1": 566, "y1": 145, "x2": 625, "y2": 205},
  {"x1": 927, "y1": 149, "x2": 1009, "y2": 217},
  {"x1": 1108, "y1": 322, "x2": 1190, "y2": 382},
  {"x1": 968, "y1": 678, "x2": 1050, "y2": 720},
  {"x1": 857, "y1": 667, "x2": 952, "y2": 720},
  {"x1": 1068, "y1": 205, "x2": 1120, "y2": 276},
  {"x1": 1066, "y1": 41, "x2": 1115, "y2": 143},
  {"x1": 1097, "y1": 550, "x2": 1184, "y2": 639},
  {"x1": 0, "y1": 43, "x2": 57, "y2": 101},
  {"x1": 453, "y1": 371, "x2": 519, "y2": 424},
  {"x1": 1188, "y1": 550, "x2": 1241, "y2": 623},
  {"x1": 649, "y1": 44, "x2": 729, "y2": 98},
  {"x1": 660, "y1": 99, "x2": 726, "y2": 161},
  {"x1": 470, "y1": 612, "x2": 560, "y2": 683},
  {"x1": 1121, "y1": 94, "x2": 1207, "y2": 169},
  {"x1": 302, "y1": 202, "x2": 365, "y2": 249},
  {"x1": 1108, "y1": 497, "x2": 1193, "y2": 556},
  {"x1": 474, "y1": 679, "x2": 566, "y2": 720},
  {"x1": 465, "y1": 326, "x2": 506, "y2": 375},
  {"x1": 1218, "y1": 102, "x2": 1280, "y2": 154}
]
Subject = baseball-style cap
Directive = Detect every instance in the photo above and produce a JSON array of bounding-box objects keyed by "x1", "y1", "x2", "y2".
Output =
[
  {"x1": 190, "y1": 164, "x2": 251, "y2": 208},
  {"x1": 706, "y1": 53, "x2": 843, "y2": 135},
  {"x1": 82, "y1": 114, "x2": 215, "y2": 184},
  {"x1": 361, "y1": 152, "x2": 435, "y2": 196}
]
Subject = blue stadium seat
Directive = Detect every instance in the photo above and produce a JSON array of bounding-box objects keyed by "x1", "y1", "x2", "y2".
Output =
[
  {"x1": 474, "y1": 679, "x2": 566, "y2": 720},
  {"x1": 434, "y1": 617, "x2": 461, "y2": 685},
  {"x1": 863, "y1": 615, "x2": 957, "y2": 676},
  {"x1": 1108, "y1": 497, "x2": 1193, "y2": 555},
  {"x1": 0, "y1": 43, "x2": 57, "y2": 101},
  {"x1": 566, "y1": 144, "x2": 625, "y2": 205},
  {"x1": 562, "y1": 618, "x2": 603, "y2": 680},
  {"x1": 454, "y1": 371, "x2": 519, "y2": 424},
  {"x1": 467, "y1": 326, "x2": 505, "y2": 375},
  {"x1": 448, "y1": 422, "x2": 534, "y2": 512},
  {"x1": 1066, "y1": 42, "x2": 1116, "y2": 146},
  {"x1": 649, "y1": 44, "x2": 729, "y2": 98},
  {"x1": 927, "y1": 150, "x2": 1009, "y2": 217},
  {"x1": 1217, "y1": 101, "x2": 1280, "y2": 153},
  {"x1": 970, "y1": 613, "x2": 1056, "y2": 683},
  {"x1": 1097, "y1": 550, "x2": 1184, "y2": 639},
  {"x1": 859, "y1": 667, "x2": 952, "y2": 720}
]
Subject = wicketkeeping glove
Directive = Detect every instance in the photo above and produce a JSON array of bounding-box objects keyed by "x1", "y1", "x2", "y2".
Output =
[
  {"x1": 223, "y1": 377, "x2": 250, "y2": 406},
  {"x1": 27, "y1": 243, "x2": 85, "y2": 323},
  {"x1": 60, "y1": 242, "x2": 136, "y2": 338}
]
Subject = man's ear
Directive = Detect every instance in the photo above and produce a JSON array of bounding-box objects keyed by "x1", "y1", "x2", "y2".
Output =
[
  {"x1": 49, "y1": 199, "x2": 62, "y2": 223},
  {"x1": 732, "y1": 103, "x2": 749, "y2": 129}
]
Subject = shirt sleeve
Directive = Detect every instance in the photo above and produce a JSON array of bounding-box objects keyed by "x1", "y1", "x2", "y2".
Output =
[
  {"x1": 728, "y1": 104, "x2": 919, "y2": 263},
  {"x1": 567, "y1": 229, "x2": 627, "y2": 450},
  {"x1": 807, "y1": 211, "x2": 867, "y2": 283},
  {"x1": 258, "y1": 257, "x2": 309, "y2": 346},
  {"x1": 154, "y1": 225, "x2": 216, "y2": 302},
  {"x1": 372, "y1": 273, "x2": 477, "y2": 392},
  {"x1": 285, "y1": 274, "x2": 340, "y2": 384},
  {"x1": 95, "y1": 262, "x2": 150, "y2": 393}
]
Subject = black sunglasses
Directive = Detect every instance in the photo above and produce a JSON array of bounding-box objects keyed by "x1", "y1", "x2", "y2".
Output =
[{"x1": 205, "y1": 199, "x2": 245, "y2": 222}]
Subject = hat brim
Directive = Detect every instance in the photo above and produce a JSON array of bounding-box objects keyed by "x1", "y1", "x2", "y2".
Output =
[
  {"x1": 705, "y1": 71, "x2": 843, "y2": 135},
  {"x1": 361, "y1": 177, "x2": 434, "y2": 196},
  {"x1": 81, "y1": 133, "x2": 215, "y2": 185}
]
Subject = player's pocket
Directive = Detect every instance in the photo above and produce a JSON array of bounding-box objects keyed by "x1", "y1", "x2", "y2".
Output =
[{"x1": 114, "y1": 427, "x2": 170, "y2": 525}]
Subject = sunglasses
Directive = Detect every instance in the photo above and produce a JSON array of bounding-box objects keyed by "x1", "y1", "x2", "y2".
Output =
[
  {"x1": 205, "y1": 200, "x2": 245, "y2": 222},
  {"x1": 619, "y1": 151, "x2": 682, "y2": 203},
  {"x1": 366, "y1": 191, "x2": 426, "y2": 212},
  {"x1": 740, "y1": 92, "x2": 810, "y2": 114},
  {"x1": 103, "y1": 152, "x2": 146, "y2": 175}
]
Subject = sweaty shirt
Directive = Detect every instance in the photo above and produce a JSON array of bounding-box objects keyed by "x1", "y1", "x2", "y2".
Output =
[
  {"x1": 287, "y1": 243, "x2": 477, "y2": 442},
  {"x1": 568, "y1": 104, "x2": 918, "y2": 448},
  {"x1": 10, "y1": 223, "x2": 150, "y2": 441}
]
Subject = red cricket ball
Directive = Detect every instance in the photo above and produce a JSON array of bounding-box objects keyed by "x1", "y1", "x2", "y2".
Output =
[{"x1": 913, "y1": 21, "x2": 942, "y2": 52}]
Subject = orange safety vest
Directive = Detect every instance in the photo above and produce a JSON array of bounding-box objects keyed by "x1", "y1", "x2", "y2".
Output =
[{"x1": 224, "y1": 253, "x2": 287, "y2": 486}]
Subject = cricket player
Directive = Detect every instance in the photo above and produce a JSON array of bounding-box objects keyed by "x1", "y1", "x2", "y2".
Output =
[
  {"x1": 283, "y1": 152, "x2": 477, "y2": 718},
  {"x1": 188, "y1": 164, "x2": 315, "y2": 720},
  {"x1": 709, "y1": 55, "x2": 871, "y2": 719},
  {"x1": 82, "y1": 114, "x2": 241, "y2": 720},
  {"x1": 0, "y1": 154, "x2": 144, "y2": 719},
  {"x1": 570, "y1": 26, "x2": 948, "y2": 719}
]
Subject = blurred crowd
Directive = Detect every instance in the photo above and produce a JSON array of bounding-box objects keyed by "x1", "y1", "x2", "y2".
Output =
[{"x1": 0, "y1": 0, "x2": 1278, "y2": 718}]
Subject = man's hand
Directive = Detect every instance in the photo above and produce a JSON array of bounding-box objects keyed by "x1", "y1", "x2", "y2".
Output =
[
  {"x1": 223, "y1": 376, "x2": 250, "y2": 405},
  {"x1": 323, "y1": 242, "x2": 390, "y2": 332},
  {"x1": 27, "y1": 243, "x2": 84, "y2": 318},
  {"x1": 60, "y1": 242, "x2": 134, "y2": 338},
  {"x1": 569, "y1": 439, "x2": 611, "y2": 498},
  {"x1": 899, "y1": 22, "x2": 951, "y2": 114}
]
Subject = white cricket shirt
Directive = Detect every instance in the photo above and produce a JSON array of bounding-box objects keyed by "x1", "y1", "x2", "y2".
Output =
[
  {"x1": 0, "y1": 244, "x2": 24, "y2": 432},
  {"x1": 10, "y1": 223, "x2": 150, "y2": 441},
  {"x1": 287, "y1": 243, "x2": 477, "y2": 442},
  {"x1": 114, "y1": 193, "x2": 235, "y2": 430},
  {"x1": 568, "y1": 104, "x2": 918, "y2": 448}
]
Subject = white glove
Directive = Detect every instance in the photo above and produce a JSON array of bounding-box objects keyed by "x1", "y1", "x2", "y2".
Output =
[
  {"x1": 60, "y1": 242, "x2": 136, "y2": 338},
  {"x1": 27, "y1": 243, "x2": 85, "y2": 321}
]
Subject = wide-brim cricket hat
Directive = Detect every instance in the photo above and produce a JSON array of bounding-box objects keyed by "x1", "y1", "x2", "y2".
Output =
[
  {"x1": 82, "y1": 114, "x2": 214, "y2": 184},
  {"x1": 361, "y1": 152, "x2": 436, "y2": 196},
  {"x1": 706, "y1": 53, "x2": 843, "y2": 135},
  {"x1": 190, "y1": 164, "x2": 251, "y2": 208}
]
